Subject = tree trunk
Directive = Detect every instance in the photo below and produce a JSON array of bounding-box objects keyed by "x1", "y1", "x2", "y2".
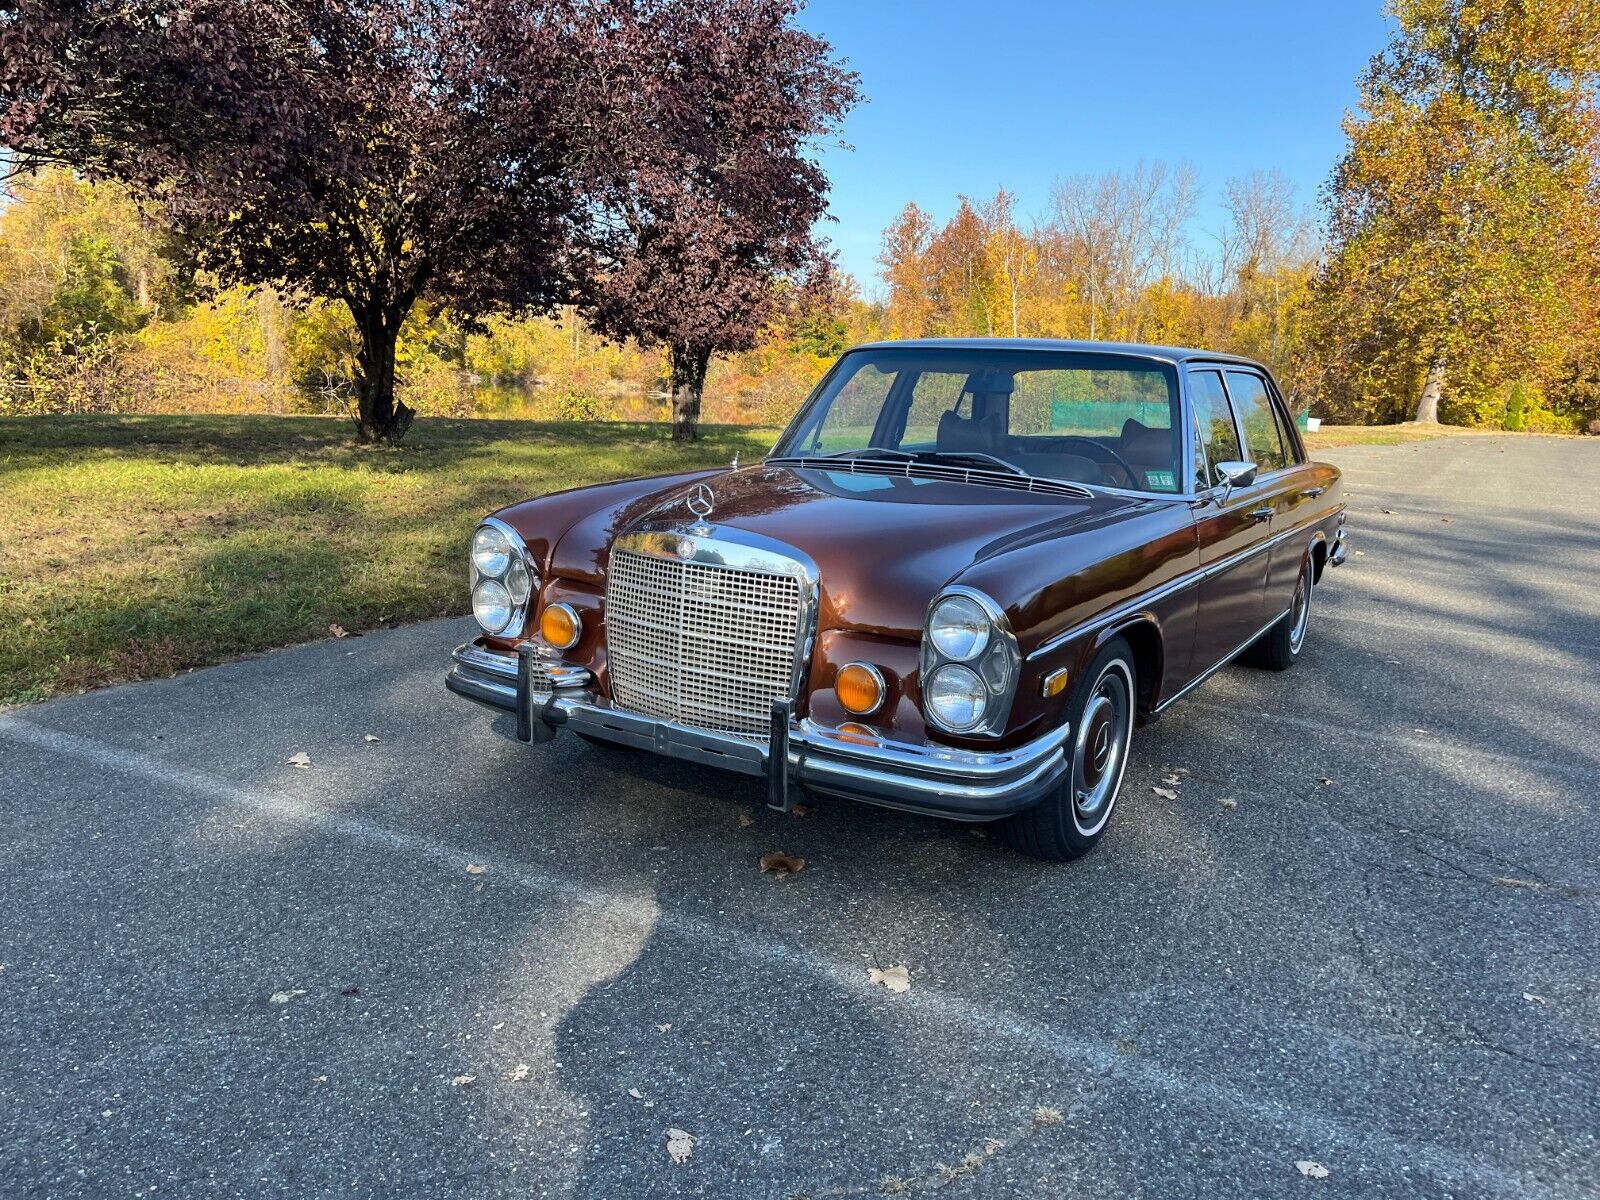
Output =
[
  {"x1": 1413, "y1": 357, "x2": 1445, "y2": 424},
  {"x1": 669, "y1": 344, "x2": 711, "y2": 443},
  {"x1": 350, "y1": 304, "x2": 414, "y2": 443}
]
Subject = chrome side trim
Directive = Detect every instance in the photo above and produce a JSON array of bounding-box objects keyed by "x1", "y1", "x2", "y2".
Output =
[
  {"x1": 1026, "y1": 511, "x2": 1334, "y2": 663},
  {"x1": 1151, "y1": 608, "x2": 1291, "y2": 714}
]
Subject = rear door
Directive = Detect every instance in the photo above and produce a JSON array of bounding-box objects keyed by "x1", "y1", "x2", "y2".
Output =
[
  {"x1": 1188, "y1": 368, "x2": 1274, "y2": 667},
  {"x1": 1223, "y1": 369, "x2": 1310, "y2": 621}
]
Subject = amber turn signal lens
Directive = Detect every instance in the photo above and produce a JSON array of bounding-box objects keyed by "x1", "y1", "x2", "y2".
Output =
[
  {"x1": 540, "y1": 601, "x2": 581, "y2": 650},
  {"x1": 835, "y1": 662, "x2": 885, "y2": 716},
  {"x1": 1041, "y1": 667, "x2": 1070, "y2": 698}
]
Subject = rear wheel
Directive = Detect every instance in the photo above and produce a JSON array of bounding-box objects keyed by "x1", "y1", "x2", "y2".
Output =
[
  {"x1": 999, "y1": 638, "x2": 1136, "y2": 862},
  {"x1": 1248, "y1": 556, "x2": 1313, "y2": 671}
]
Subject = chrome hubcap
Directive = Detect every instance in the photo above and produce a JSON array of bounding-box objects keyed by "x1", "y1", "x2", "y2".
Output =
[
  {"x1": 1289, "y1": 570, "x2": 1312, "y2": 655},
  {"x1": 1072, "y1": 663, "x2": 1132, "y2": 834}
]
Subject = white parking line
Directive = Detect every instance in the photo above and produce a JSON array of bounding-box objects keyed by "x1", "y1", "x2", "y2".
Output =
[{"x1": 0, "y1": 713, "x2": 1562, "y2": 1199}]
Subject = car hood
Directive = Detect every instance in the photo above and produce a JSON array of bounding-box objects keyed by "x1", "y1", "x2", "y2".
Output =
[{"x1": 549, "y1": 462, "x2": 1150, "y2": 641}]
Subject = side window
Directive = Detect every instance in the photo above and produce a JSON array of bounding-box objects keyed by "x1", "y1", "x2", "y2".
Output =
[
  {"x1": 1269, "y1": 391, "x2": 1303, "y2": 464},
  {"x1": 1188, "y1": 370, "x2": 1242, "y2": 488},
  {"x1": 808, "y1": 364, "x2": 895, "y2": 454},
  {"x1": 1225, "y1": 371, "x2": 1286, "y2": 472}
]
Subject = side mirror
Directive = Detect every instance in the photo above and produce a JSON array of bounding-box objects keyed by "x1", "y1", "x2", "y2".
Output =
[{"x1": 1213, "y1": 460, "x2": 1258, "y2": 499}]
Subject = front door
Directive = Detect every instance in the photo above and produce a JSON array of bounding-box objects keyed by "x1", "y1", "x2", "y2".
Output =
[{"x1": 1188, "y1": 369, "x2": 1274, "y2": 668}]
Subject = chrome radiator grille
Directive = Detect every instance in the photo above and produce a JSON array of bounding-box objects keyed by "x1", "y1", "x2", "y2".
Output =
[{"x1": 605, "y1": 546, "x2": 805, "y2": 739}]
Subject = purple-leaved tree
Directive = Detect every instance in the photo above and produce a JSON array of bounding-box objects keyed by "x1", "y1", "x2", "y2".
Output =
[
  {"x1": 1, "y1": 0, "x2": 591, "y2": 441},
  {"x1": 575, "y1": 0, "x2": 859, "y2": 441}
]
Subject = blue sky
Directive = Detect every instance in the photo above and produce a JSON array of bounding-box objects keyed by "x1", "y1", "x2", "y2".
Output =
[{"x1": 796, "y1": 0, "x2": 1393, "y2": 296}]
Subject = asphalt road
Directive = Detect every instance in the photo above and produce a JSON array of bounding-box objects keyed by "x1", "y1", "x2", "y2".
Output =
[{"x1": 2, "y1": 435, "x2": 1597, "y2": 1199}]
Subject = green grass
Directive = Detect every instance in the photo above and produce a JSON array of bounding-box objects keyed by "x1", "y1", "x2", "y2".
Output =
[
  {"x1": 1302, "y1": 422, "x2": 1527, "y2": 449},
  {"x1": 0, "y1": 414, "x2": 777, "y2": 706}
]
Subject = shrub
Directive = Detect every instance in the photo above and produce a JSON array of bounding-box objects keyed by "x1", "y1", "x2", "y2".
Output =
[{"x1": 1503, "y1": 381, "x2": 1527, "y2": 431}]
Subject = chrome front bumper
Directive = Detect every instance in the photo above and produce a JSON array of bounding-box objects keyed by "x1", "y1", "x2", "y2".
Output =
[{"x1": 445, "y1": 642, "x2": 1069, "y2": 821}]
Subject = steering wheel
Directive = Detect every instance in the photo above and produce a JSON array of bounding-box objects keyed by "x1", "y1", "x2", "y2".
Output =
[{"x1": 1050, "y1": 436, "x2": 1143, "y2": 490}]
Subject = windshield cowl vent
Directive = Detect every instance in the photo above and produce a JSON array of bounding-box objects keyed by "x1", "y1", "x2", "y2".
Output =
[{"x1": 766, "y1": 456, "x2": 1096, "y2": 500}]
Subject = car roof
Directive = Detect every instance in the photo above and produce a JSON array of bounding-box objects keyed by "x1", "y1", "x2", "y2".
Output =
[{"x1": 847, "y1": 337, "x2": 1267, "y2": 369}]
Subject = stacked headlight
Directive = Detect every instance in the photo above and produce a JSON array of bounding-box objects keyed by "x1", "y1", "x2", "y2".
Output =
[
  {"x1": 921, "y1": 589, "x2": 1020, "y2": 736},
  {"x1": 469, "y1": 519, "x2": 535, "y2": 635}
]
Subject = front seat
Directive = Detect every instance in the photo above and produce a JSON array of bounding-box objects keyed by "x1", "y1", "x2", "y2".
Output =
[{"x1": 937, "y1": 407, "x2": 1005, "y2": 455}]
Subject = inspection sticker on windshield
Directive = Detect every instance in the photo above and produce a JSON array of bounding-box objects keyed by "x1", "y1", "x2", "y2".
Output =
[{"x1": 1145, "y1": 470, "x2": 1174, "y2": 489}]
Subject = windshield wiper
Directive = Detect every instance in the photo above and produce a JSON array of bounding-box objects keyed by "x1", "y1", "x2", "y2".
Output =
[
  {"x1": 915, "y1": 449, "x2": 1028, "y2": 477},
  {"x1": 825, "y1": 447, "x2": 917, "y2": 461}
]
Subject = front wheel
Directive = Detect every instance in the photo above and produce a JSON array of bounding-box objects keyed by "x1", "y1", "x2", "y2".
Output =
[{"x1": 998, "y1": 638, "x2": 1136, "y2": 862}]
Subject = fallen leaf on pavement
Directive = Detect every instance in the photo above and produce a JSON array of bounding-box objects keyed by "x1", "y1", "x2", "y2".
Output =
[
  {"x1": 451, "y1": 1074, "x2": 476, "y2": 1087},
  {"x1": 363, "y1": 734, "x2": 380, "y2": 744},
  {"x1": 1522, "y1": 991, "x2": 1548, "y2": 1005},
  {"x1": 1296, "y1": 1160, "x2": 1330, "y2": 1179},
  {"x1": 666, "y1": 1128, "x2": 695, "y2": 1164},
  {"x1": 1160, "y1": 773, "x2": 1181, "y2": 787},
  {"x1": 628, "y1": 1087, "x2": 643, "y2": 1100},
  {"x1": 868, "y1": 964, "x2": 911, "y2": 993},
  {"x1": 269, "y1": 989, "x2": 307, "y2": 1004},
  {"x1": 791, "y1": 803, "x2": 811, "y2": 818},
  {"x1": 507, "y1": 1064, "x2": 530, "y2": 1082},
  {"x1": 656, "y1": 1023, "x2": 672, "y2": 1033},
  {"x1": 759, "y1": 852, "x2": 805, "y2": 877},
  {"x1": 737, "y1": 809, "x2": 753, "y2": 828},
  {"x1": 1494, "y1": 876, "x2": 1542, "y2": 891},
  {"x1": 983, "y1": 1138, "x2": 1004, "y2": 1155},
  {"x1": 1218, "y1": 798, "x2": 1238, "y2": 811},
  {"x1": 286, "y1": 752, "x2": 312, "y2": 769},
  {"x1": 1317, "y1": 777, "x2": 1334, "y2": 787},
  {"x1": 329, "y1": 623, "x2": 349, "y2": 638},
  {"x1": 1151, "y1": 787, "x2": 1179, "y2": 801},
  {"x1": 465, "y1": 864, "x2": 487, "y2": 876}
]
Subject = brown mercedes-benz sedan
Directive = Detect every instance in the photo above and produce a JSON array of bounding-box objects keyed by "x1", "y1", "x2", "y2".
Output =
[{"x1": 446, "y1": 340, "x2": 1348, "y2": 861}]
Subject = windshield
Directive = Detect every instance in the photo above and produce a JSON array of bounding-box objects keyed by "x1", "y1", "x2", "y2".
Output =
[{"x1": 772, "y1": 348, "x2": 1184, "y2": 493}]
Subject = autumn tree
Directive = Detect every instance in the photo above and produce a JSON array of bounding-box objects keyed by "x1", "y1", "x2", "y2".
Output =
[
  {"x1": 925, "y1": 197, "x2": 998, "y2": 336},
  {"x1": 574, "y1": 0, "x2": 858, "y2": 442},
  {"x1": 1048, "y1": 162, "x2": 1197, "y2": 340},
  {"x1": 1304, "y1": 0, "x2": 1600, "y2": 424},
  {"x1": 1, "y1": 0, "x2": 594, "y2": 441},
  {"x1": 878, "y1": 202, "x2": 936, "y2": 339}
]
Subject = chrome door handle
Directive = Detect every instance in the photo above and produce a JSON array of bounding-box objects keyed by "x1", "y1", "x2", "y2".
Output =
[
  {"x1": 1248, "y1": 507, "x2": 1273, "y2": 522},
  {"x1": 1302, "y1": 487, "x2": 1324, "y2": 498}
]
